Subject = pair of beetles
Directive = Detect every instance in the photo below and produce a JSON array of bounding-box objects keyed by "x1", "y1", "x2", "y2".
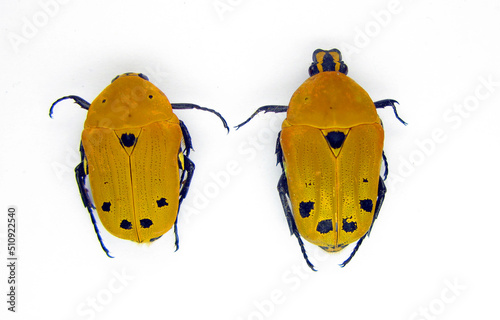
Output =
[{"x1": 50, "y1": 49, "x2": 406, "y2": 270}]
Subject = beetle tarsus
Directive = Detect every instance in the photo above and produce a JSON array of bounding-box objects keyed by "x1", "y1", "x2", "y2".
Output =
[
  {"x1": 339, "y1": 235, "x2": 365, "y2": 267},
  {"x1": 235, "y1": 105, "x2": 288, "y2": 130},
  {"x1": 171, "y1": 103, "x2": 230, "y2": 133}
]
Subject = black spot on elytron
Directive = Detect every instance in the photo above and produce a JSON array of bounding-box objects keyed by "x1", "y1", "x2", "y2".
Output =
[
  {"x1": 316, "y1": 219, "x2": 333, "y2": 234},
  {"x1": 157, "y1": 198, "x2": 168, "y2": 208},
  {"x1": 120, "y1": 133, "x2": 136, "y2": 147},
  {"x1": 148, "y1": 95, "x2": 153, "y2": 99},
  {"x1": 325, "y1": 131, "x2": 346, "y2": 149},
  {"x1": 101, "y1": 202, "x2": 111, "y2": 212},
  {"x1": 102, "y1": 99, "x2": 106, "y2": 103},
  {"x1": 363, "y1": 178, "x2": 368, "y2": 182},
  {"x1": 120, "y1": 220, "x2": 132, "y2": 230},
  {"x1": 360, "y1": 199, "x2": 373, "y2": 213},
  {"x1": 299, "y1": 201, "x2": 314, "y2": 218},
  {"x1": 342, "y1": 218, "x2": 357, "y2": 233},
  {"x1": 150, "y1": 235, "x2": 163, "y2": 242},
  {"x1": 140, "y1": 219, "x2": 153, "y2": 228}
]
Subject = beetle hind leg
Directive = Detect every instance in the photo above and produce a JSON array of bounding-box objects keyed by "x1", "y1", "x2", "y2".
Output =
[
  {"x1": 174, "y1": 154, "x2": 195, "y2": 252},
  {"x1": 278, "y1": 172, "x2": 316, "y2": 271},
  {"x1": 340, "y1": 176, "x2": 386, "y2": 267},
  {"x1": 75, "y1": 144, "x2": 113, "y2": 258}
]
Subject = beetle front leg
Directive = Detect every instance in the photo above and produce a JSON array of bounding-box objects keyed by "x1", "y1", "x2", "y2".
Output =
[
  {"x1": 49, "y1": 95, "x2": 91, "y2": 118},
  {"x1": 374, "y1": 99, "x2": 407, "y2": 125},
  {"x1": 235, "y1": 105, "x2": 288, "y2": 129}
]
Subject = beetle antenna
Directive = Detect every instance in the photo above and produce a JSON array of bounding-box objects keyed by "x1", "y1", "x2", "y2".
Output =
[
  {"x1": 235, "y1": 105, "x2": 288, "y2": 129},
  {"x1": 49, "y1": 95, "x2": 91, "y2": 118},
  {"x1": 171, "y1": 103, "x2": 229, "y2": 133}
]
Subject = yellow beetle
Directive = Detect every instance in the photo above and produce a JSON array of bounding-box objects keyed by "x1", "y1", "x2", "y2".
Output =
[
  {"x1": 236, "y1": 49, "x2": 406, "y2": 270},
  {"x1": 50, "y1": 73, "x2": 229, "y2": 257}
]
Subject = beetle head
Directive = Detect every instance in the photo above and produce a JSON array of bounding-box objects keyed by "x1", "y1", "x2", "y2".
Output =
[{"x1": 308, "y1": 49, "x2": 348, "y2": 76}]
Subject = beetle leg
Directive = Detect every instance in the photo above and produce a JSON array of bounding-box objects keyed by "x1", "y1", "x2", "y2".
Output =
[
  {"x1": 374, "y1": 99, "x2": 407, "y2": 125},
  {"x1": 74, "y1": 143, "x2": 113, "y2": 258},
  {"x1": 171, "y1": 103, "x2": 229, "y2": 133},
  {"x1": 178, "y1": 120, "x2": 193, "y2": 184},
  {"x1": 340, "y1": 176, "x2": 386, "y2": 267},
  {"x1": 371, "y1": 176, "x2": 387, "y2": 230},
  {"x1": 49, "y1": 95, "x2": 91, "y2": 118},
  {"x1": 278, "y1": 172, "x2": 317, "y2": 271},
  {"x1": 382, "y1": 151, "x2": 388, "y2": 180},
  {"x1": 339, "y1": 235, "x2": 366, "y2": 268},
  {"x1": 179, "y1": 120, "x2": 194, "y2": 157},
  {"x1": 235, "y1": 105, "x2": 288, "y2": 129},
  {"x1": 275, "y1": 132, "x2": 284, "y2": 168},
  {"x1": 175, "y1": 156, "x2": 195, "y2": 251}
]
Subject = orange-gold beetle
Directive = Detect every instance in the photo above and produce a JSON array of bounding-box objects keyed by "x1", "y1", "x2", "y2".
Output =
[
  {"x1": 236, "y1": 49, "x2": 406, "y2": 270},
  {"x1": 50, "y1": 73, "x2": 228, "y2": 257}
]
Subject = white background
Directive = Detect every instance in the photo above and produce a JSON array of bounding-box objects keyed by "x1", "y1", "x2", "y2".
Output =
[{"x1": 1, "y1": 0, "x2": 500, "y2": 319}]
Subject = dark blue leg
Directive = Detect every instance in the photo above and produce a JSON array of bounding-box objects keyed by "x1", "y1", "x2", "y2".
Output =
[
  {"x1": 235, "y1": 105, "x2": 288, "y2": 129},
  {"x1": 75, "y1": 145, "x2": 113, "y2": 258}
]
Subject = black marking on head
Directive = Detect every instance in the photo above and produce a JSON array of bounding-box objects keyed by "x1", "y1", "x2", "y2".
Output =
[
  {"x1": 138, "y1": 73, "x2": 149, "y2": 81},
  {"x1": 120, "y1": 220, "x2": 132, "y2": 230},
  {"x1": 325, "y1": 131, "x2": 346, "y2": 149},
  {"x1": 363, "y1": 178, "x2": 368, "y2": 182},
  {"x1": 140, "y1": 219, "x2": 153, "y2": 228},
  {"x1": 316, "y1": 219, "x2": 333, "y2": 234},
  {"x1": 120, "y1": 133, "x2": 136, "y2": 147},
  {"x1": 101, "y1": 202, "x2": 111, "y2": 212},
  {"x1": 309, "y1": 49, "x2": 348, "y2": 76},
  {"x1": 299, "y1": 201, "x2": 314, "y2": 218},
  {"x1": 150, "y1": 235, "x2": 163, "y2": 242},
  {"x1": 360, "y1": 199, "x2": 373, "y2": 213},
  {"x1": 321, "y1": 52, "x2": 336, "y2": 72},
  {"x1": 342, "y1": 218, "x2": 357, "y2": 233},
  {"x1": 157, "y1": 198, "x2": 168, "y2": 208}
]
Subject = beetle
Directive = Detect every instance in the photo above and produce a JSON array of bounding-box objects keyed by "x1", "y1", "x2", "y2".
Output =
[
  {"x1": 50, "y1": 72, "x2": 229, "y2": 257},
  {"x1": 236, "y1": 49, "x2": 406, "y2": 270}
]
